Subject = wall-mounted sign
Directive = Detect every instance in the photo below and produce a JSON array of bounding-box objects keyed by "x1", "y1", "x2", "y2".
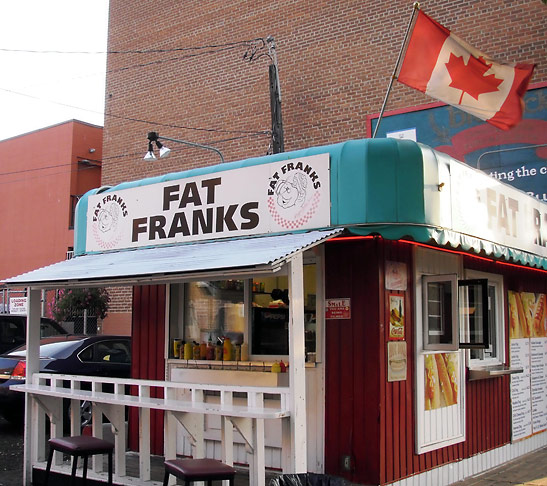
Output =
[
  {"x1": 509, "y1": 291, "x2": 547, "y2": 441},
  {"x1": 325, "y1": 298, "x2": 351, "y2": 319},
  {"x1": 448, "y1": 160, "x2": 547, "y2": 257},
  {"x1": 9, "y1": 297, "x2": 27, "y2": 315},
  {"x1": 86, "y1": 154, "x2": 331, "y2": 252},
  {"x1": 386, "y1": 261, "x2": 407, "y2": 291},
  {"x1": 388, "y1": 294, "x2": 405, "y2": 340},
  {"x1": 424, "y1": 352, "x2": 459, "y2": 410},
  {"x1": 387, "y1": 341, "x2": 407, "y2": 382}
]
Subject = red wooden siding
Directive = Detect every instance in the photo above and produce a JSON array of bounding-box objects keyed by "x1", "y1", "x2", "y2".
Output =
[
  {"x1": 325, "y1": 238, "x2": 545, "y2": 485},
  {"x1": 325, "y1": 238, "x2": 383, "y2": 485},
  {"x1": 129, "y1": 284, "x2": 166, "y2": 455}
]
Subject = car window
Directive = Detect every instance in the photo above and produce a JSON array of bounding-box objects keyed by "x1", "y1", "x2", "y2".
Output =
[
  {"x1": 40, "y1": 319, "x2": 67, "y2": 337},
  {"x1": 79, "y1": 340, "x2": 131, "y2": 364},
  {"x1": 0, "y1": 318, "x2": 25, "y2": 347}
]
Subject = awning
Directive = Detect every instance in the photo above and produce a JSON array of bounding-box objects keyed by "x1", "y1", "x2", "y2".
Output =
[
  {"x1": 4, "y1": 229, "x2": 342, "y2": 289},
  {"x1": 348, "y1": 225, "x2": 547, "y2": 270}
]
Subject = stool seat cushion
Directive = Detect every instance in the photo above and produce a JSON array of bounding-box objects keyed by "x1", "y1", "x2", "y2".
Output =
[
  {"x1": 165, "y1": 458, "x2": 236, "y2": 481},
  {"x1": 49, "y1": 436, "x2": 114, "y2": 455}
]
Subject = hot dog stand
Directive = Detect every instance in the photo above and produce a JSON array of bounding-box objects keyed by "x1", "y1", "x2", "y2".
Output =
[{"x1": 6, "y1": 138, "x2": 547, "y2": 486}]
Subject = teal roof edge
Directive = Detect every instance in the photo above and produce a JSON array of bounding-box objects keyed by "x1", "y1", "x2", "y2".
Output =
[
  {"x1": 347, "y1": 225, "x2": 547, "y2": 270},
  {"x1": 74, "y1": 138, "x2": 425, "y2": 255}
]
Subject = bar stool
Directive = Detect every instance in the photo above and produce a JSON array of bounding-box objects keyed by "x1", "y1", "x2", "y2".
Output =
[
  {"x1": 44, "y1": 435, "x2": 114, "y2": 486},
  {"x1": 163, "y1": 458, "x2": 236, "y2": 486}
]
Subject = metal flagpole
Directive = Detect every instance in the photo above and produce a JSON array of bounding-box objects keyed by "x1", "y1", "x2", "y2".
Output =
[{"x1": 372, "y1": 2, "x2": 420, "y2": 139}]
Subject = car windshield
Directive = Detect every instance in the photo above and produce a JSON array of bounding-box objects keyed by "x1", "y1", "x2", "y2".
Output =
[{"x1": 8, "y1": 338, "x2": 83, "y2": 359}]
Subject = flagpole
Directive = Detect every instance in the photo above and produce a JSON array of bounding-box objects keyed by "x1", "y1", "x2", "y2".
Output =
[{"x1": 372, "y1": 2, "x2": 420, "y2": 138}]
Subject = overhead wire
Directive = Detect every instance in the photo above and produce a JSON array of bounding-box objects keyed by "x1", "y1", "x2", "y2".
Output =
[
  {"x1": 0, "y1": 38, "x2": 271, "y2": 138},
  {"x1": 0, "y1": 37, "x2": 273, "y2": 174}
]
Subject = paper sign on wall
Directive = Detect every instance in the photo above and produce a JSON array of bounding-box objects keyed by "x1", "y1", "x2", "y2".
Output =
[{"x1": 325, "y1": 298, "x2": 351, "y2": 319}]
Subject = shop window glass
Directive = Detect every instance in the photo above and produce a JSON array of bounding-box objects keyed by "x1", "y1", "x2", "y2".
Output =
[
  {"x1": 423, "y1": 274, "x2": 458, "y2": 351},
  {"x1": 458, "y1": 279, "x2": 488, "y2": 349},
  {"x1": 466, "y1": 272, "x2": 504, "y2": 364},
  {"x1": 168, "y1": 262, "x2": 318, "y2": 360}
]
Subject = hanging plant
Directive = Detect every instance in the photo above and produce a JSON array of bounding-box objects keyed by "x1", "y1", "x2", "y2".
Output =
[{"x1": 50, "y1": 288, "x2": 110, "y2": 322}]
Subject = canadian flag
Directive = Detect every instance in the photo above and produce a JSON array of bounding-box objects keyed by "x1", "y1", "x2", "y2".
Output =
[{"x1": 397, "y1": 10, "x2": 535, "y2": 130}]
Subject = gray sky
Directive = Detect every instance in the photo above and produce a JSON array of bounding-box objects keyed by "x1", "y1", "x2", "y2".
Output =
[{"x1": 0, "y1": 0, "x2": 109, "y2": 141}]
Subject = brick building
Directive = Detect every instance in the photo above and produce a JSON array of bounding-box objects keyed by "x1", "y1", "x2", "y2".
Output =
[
  {"x1": 0, "y1": 120, "x2": 102, "y2": 314},
  {"x1": 102, "y1": 0, "x2": 545, "y2": 186}
]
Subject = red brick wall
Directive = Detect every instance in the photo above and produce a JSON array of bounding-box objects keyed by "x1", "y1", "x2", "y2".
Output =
[{"x1": 102, "y1": 0, "x2": 546, "y2": 187}]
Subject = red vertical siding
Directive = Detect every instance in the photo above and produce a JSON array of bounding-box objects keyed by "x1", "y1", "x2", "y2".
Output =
[
  {"x1": 325, "y1": 239, "x2": 546, "y2": 485},
  {"x1": 129, "y1": 284, "x2": 166, "y2": 455},
  {"x1": 325, "y1": 238, "x2": 383, "y2": 485}
]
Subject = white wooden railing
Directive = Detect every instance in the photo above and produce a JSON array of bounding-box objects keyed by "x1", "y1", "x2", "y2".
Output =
[{"x1": 11, "y1": 373, "x2": 291, "y2": 486}]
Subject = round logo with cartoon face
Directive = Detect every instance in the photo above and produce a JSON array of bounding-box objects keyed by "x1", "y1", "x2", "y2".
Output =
[
  {"x1": 267, "y1": 160, "x2": 323, "y2": 230},
  {"x1": 91, "y1": 194, "x2": 128, "y2": 250}
]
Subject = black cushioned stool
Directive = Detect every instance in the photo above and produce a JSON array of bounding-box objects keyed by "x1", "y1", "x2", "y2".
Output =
[
  {"x1": 45, "y1": 435, "x2": 114, "y2": 486},
  {"x1": 163, "y1": 458, "x2": 236, "y2": 486}
]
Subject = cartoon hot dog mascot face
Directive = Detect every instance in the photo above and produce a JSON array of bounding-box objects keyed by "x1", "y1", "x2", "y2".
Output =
[{"x1": 425, "y1": 352, "x2": 459, "y2": 410}]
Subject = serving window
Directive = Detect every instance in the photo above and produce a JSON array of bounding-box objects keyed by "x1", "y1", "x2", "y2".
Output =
[
  {"x1": 168, "y1": 255, "x2": 319, "y2": 361},
  {"x1": 422, "y1": 274, "x2": 489, "y2": 352}
]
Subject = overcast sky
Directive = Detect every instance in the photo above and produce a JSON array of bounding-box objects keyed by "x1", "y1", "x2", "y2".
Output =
[{"x1": 0, "y1": 0, "x2": 109, "y2": 141}]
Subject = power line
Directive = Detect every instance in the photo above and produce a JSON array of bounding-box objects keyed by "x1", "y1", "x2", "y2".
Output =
[
  {"x1": 0, "y1": 86, "x2": 270, "y2": 137},
  {"x1": 0, "y1": 39, "x2": 265, "y2": 56}
]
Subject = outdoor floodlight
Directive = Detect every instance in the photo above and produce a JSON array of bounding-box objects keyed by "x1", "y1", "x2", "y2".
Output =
[
  {"x1": 143, "y1": 141, "x2": 157, "y2": 161},
  {"x1": 144, "y1": 131, "x2": 225, "y2": 163}
]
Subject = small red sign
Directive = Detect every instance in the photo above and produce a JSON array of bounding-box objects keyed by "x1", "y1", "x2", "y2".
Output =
[{"x1": 325, "y1": 298, "x2": 351, "y2": 319}]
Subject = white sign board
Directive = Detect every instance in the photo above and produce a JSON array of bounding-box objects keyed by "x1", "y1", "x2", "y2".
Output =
[
  {"x1": 9, "y1": 297, "x2": 27, "y2": 315},
  {"x1": 448, "y1": 159, "x2": 547, "y2": 258},
  {"x1": 86, "y1": 154, "x2": 330, "y2": 252}
]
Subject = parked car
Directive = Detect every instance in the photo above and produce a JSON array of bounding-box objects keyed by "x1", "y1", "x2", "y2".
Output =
[
  {"x1": 0, "y1": 334, "x2": 131, "y2": 424},
  {"x1": 0, "y1": 314, "x2": 68, "y2": 355}
]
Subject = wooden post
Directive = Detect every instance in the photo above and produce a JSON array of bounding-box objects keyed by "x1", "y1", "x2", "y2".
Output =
[
  {"x1": 288, "y1": 253, "x2": 307, "y2": 472},
  {"x1": 23, "y1": 288, "x2": 41, "y2": 485}
]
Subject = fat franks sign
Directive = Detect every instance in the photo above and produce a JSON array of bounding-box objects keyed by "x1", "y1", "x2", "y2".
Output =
[{"x1": 86, "y1": 154, "x2": 330, "y2": 252}]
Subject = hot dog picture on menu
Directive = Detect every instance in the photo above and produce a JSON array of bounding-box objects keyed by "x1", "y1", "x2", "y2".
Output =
[
  {"x1": 509, "y1": 291, "x2": 547, "y2": 339},
  {"x1": 425, "y1": 352, "x2": 459, "y2": 410}
]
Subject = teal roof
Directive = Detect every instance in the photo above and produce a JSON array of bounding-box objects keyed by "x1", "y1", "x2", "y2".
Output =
[{"x1": 75, "y1": 138, "x2": 547, "y2": 270}]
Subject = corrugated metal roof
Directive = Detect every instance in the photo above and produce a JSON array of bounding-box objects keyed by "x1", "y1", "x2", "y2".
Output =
[{"x1": 5, "y1": 229, "x2": 342, "y2": 289}]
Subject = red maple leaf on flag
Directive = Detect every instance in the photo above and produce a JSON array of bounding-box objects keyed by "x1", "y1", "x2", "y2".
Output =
[{"x1": 445, "y1": 53, "x2": 503, "y2": 104}]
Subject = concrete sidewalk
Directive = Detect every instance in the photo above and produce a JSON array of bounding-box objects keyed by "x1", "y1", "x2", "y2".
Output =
[{"x1": 449, "y1": 447, "x2": 547, "y2": 486}]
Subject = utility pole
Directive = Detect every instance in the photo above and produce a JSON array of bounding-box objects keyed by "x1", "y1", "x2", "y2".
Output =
[{"x1": 267, "y1": 36, "x2": 284, "y2": 153}]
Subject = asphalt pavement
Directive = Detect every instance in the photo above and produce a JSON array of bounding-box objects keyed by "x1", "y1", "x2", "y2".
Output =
[{"x1": 0, "y1": 415, "x2": 23, "y2": 486}]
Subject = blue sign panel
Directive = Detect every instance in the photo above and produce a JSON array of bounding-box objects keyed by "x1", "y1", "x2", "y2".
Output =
[{"x1": 370, "y1": 86, "x2": 547, "y2": 201}]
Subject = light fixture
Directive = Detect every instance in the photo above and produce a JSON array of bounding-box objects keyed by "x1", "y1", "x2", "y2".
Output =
[
  {"x1": 143, "y1": 141, "x2": 157, "y2": 161},
  {"x1": 144, "y1": 131, "x2": 224, "y2": 163},
  {"x1": 157, "y1": 141, "x2": 171, "y2": 158}
]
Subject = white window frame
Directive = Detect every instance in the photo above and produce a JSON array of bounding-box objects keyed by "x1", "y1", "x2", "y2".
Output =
[
  {"x1": 422, "y1": 274, "x2": 459, "y2": 351},
  {"x1": 465, "y1": 270, "x2": 505, "y2": 367}
]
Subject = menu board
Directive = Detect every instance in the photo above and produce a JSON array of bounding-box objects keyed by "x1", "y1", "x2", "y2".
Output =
[
  {"x1": 510, "y1": 338, "x2": 532, "y2": 440},
  {"x1": 531, "y1": 338, "x2": 547, "y2": 432},
  {"x1": 509, "y1": 291, "x2": 547, "y2": 441}
]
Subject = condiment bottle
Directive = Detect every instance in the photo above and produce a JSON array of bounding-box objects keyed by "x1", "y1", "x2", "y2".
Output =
[
  {"x1": 223, "y1": 337, "x2": 232, "y2": 361},
  {"x1": 183, "y1": 341, "x2": 192, "y2": 360},
  {"x1": 192, "y1": 342, "x2": 200, "y2": 360},
  {"x1": 199, "y1": 342, "x2": 207, "y2": 360},
  {"x1": 215, "y1": 339, "x2": 223, "y2": 361},
  {"x1": 240, "y1": 342, "x2": 249, "y2": 361},
  {"x1": 173, "y1": 339, "x2": 182, "y2": 359},
  {"x1": 271, "y1": 361, "x2": 281, "y2": 373},
  {"x1": 206, "y1": 337, "x2": 215, "y2": 360}
]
